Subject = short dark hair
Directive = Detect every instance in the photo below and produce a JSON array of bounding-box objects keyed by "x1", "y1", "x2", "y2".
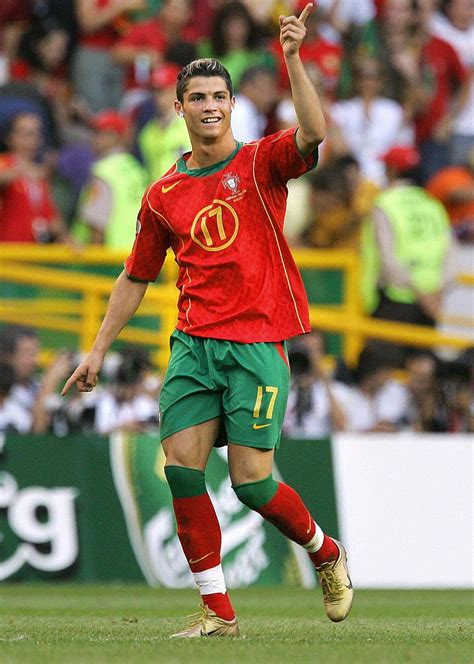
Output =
[
  {"x1": 176, "y1": 58, "x2": 233, "y2": 103},
  {"x1": 0, "y1": 325, "x2": 38, "y2": 358},
  {"x1": 0, "y1": 362, "x2": 15, "y2": 396}
]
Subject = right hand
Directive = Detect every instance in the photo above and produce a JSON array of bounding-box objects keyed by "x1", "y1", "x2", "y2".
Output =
[{"x1": 61, "y1": 351, "x2": 104, "y2": 395}]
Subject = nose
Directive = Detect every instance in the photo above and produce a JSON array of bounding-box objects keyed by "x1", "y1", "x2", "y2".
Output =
[{"x1": 203, "y1": 95, "x2": 218, "y2": 112}]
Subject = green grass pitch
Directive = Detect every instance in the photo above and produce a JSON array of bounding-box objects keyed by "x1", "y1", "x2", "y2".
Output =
[{"x1": 0, "y1": 585, "x2": 472, "y2": 663}]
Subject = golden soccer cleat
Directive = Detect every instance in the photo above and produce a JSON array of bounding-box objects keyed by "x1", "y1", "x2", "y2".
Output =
[
  {"x1": 316, "y1": 540, "x2": 354, "y2": 622},
  {"x1": 170, "y1": 604, "x2": 240, "y2": 638}
]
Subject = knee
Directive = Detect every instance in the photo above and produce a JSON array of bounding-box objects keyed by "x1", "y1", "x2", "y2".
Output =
[{"x1": 233, "y1": 473, "x2": 278, "y2": 511}]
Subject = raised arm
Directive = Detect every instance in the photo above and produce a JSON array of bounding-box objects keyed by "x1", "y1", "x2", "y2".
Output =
[
  {"x1": 280, "y1": 3, "x2": 326, "y2": 155},
  {"x1": 62, "y1": 270, "x2": 148, "y2": 394}
]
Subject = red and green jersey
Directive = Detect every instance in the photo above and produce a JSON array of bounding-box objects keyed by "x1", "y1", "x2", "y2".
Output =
[{"x1": 125, "y1": 127, "x2": 317, "y2": 343}]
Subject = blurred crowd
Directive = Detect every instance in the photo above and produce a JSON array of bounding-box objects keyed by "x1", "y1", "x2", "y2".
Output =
[
  {"x1": 0, "y1": 324, "x2": 472, "y2": 436},
  {"x1": 0, "y1": 0, "x2": 473, "y2": 436}
]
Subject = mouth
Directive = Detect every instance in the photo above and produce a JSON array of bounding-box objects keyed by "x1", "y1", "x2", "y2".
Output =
[{"x1": 201, "y1": 117, "x2": 221, "y2": 125}]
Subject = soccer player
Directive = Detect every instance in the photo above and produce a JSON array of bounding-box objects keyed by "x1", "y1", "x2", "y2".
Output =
[{"x1": 62, "y1": 3, "x2": 353, "y2": 637}]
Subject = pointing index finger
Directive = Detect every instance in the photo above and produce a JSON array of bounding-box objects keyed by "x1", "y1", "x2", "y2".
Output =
[
  {"x1": 61, "y1": 368, "x2": 84, "y2": 396},
  {"x1": 298, "y1": 2, "x2": 313, "y2": 24}
]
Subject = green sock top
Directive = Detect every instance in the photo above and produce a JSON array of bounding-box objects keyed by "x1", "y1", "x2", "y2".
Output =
[
  {"x1": 233, "y1": 473, "x2": 278, "y2": 510},
  {"x1": 164, "y1": 465, "x2": 206, "y2": 498}
]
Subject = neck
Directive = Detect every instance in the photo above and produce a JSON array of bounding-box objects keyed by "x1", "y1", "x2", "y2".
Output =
[{"x1": 187, "y1": 134, "x2": 237, "y2": 170}]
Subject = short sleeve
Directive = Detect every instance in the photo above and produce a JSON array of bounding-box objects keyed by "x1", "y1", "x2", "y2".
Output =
[
  {"x1": 256, "y1": 127, "x2": 318, "y2": 186},
  {"x1": 124, "y1": 192, "x2": 170, "y2": 283}
]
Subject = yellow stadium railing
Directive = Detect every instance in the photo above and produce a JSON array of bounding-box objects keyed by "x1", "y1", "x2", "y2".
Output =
[{"x1": 0, "y1": 244, "x2": 472, "y2": 370}]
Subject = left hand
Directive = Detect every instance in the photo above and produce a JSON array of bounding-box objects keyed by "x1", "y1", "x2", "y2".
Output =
[{"x1": 279, "y1": 3, "x2": 313, "y2": 58}]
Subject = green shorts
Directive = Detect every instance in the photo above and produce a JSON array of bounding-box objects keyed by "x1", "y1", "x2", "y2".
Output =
[{"x1": 159, "y1": 330, "x2": 290, "y2": 449}]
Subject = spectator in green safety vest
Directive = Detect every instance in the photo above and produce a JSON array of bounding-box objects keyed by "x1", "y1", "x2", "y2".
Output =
[
  {"x1": 72, "y1": 109, "x2": 148, "y2": 249},
  {"x1": 361, "y1": 145, "x2": 458, "y2": 366},
  {"x1": 136, "y1": 62, "x2": 191, "y2": 183}
]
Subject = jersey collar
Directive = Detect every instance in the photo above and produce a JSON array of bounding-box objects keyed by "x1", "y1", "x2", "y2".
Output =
[{"x1": 176, "y1": 142, "x2": 243, "y2": 177}]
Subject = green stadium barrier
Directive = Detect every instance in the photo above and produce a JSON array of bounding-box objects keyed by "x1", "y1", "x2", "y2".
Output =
[{"x1": 0, "y1": 433, "x2": 338, "y2": 586}]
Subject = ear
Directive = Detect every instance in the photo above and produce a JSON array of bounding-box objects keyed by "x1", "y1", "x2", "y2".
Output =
[
  {"x1": 174, "y1": 100, "x2": 184, "y2": 117},
  {"x1": 231, "y1": 96, "x2": 236, "y2": 111}
]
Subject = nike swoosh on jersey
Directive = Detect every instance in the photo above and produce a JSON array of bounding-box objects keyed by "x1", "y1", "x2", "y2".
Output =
[
  {"x1": 189, "y1": 551, "x2": 214, "y2": 565},
  {"x1": 252, "y1": 423, "x2": 272, "y2": 429},
  {"x1": 161, "y1": 180, "x2": 182, "y2": 193}
]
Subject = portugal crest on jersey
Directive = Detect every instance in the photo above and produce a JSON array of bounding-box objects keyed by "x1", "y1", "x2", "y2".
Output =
[{"x1": 222, "y1": 173, "x2": 240, "y2": 195}]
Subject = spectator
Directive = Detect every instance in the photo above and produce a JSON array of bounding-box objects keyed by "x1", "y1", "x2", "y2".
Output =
[
  {"x1": 73, "y1": 0, "x2": 144, "y2": 113},
  {"x1": 31, "y1": 350, "x2": 79, "y2": 435},
  {"x1": 0, "y1": 326, "x2": 40, "y2": 413},
  {"x1": 10, "y1": 18, "x2": 81, "y2": 144},
  {"x1": 330, "y1": 57, "x2": 414, "y2": 185},
  {"x1": 0, "y1": 111, "x2": 65, "y2": 242},
  {"x1": 430, "y1": 0, "x2": 474, "y2": 165},
  {"x1": 302, "y1": 155, "x2": 379, "y2": 249},
  {"x1": 346, "y1": 0, "x2": 418, "y2": 102},
  {"x1": 231, "y1": 66, "x2": 278, "y2": 142},
  {"x1": 408, "y1": 0, "x2": 469, "y2": 182},
  {"x1": 0, "y1": 362, "x2": 32, "y2": 433},
  {"x1": 113, "y1": 0, "x2": 197, "y2": 110},
  {"x1": 344, "y1": 348, "x2": 408, "y2": 432},
  {"x1": 72, "y1": 110, "x2": 147, "y2": 248},
  {"x1": 0, "y1": 1, "x2": 31, "y2": 85},
  {"x1": 426, "y1": 146, "x2": 474, "y2": 243},
  {"x1": 136, "y1": 62, "x2": 190, "y2": 182},
  {"x1": 28, "y1": 1, "x2": 78, "y2": 66},
  {"x1": 402, "y1": 352, "x2": 449, "y2": 432},
  {"x1": 361, "y1": 145, "x2": 456, "y2": 366},
  {"x1": 316, "y1": 0, "x2": 376, "y2": 44},
  {"x1": 88, "y1": 347, "x2": 160, "y2": 434},
  {"x1": 283, "y1": 330, "x2": 351, "y2": 438},
  {"x1": 198, "y1": 1, "x2": 275, "y2": 90}
]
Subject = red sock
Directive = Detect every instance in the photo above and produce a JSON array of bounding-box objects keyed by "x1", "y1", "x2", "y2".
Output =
[
  {"x1": 257, "y1": 482, "x2": 339, "y2": 565},
  {"x1": 308, "y1": 535, "x2": 339, "y2": 568},
  {"x1": 201, "y1": 592, "x2": 235, "y2": 621},
  {"x1": 172, "y1": 493, "x2": 222, "y2": 572},
  {"x1": 258, "y1": 482, "x2": 317, "y2": 544},
  {"x1": 172, "y1": 493, "x2": 235, "y2": 620}
]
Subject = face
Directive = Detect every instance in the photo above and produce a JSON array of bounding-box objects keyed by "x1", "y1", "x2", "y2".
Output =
[
  {"x1": 355, "y1": 62, "x2": 383, "y2": 97},
  {"x1": 36, "y1": 29, "x2": 68, "y2": 70},
  {"x1": 92, "y1": 129, "x2": 122, "y2": 156},
  {"x1": 223, "y1": 15, "x2": 250, "y2": 46},
  {"x1": 407, "y1": 357, "x2": 436, "y2": 393},
  {"x1": 446, "y1": 0, "x2": 474, "y2": 29},
  {"x1": 11, "y1": 336, "x2": 39, "y2": 382},
  {"x1": 248, "y1": 72, "x2": 278, "y2": 114},
  {"x1": 301, "y1": 332, "x2": 325, "y2": 366},
  {"x1": 161, "y1": 0, "x2": 192, "y2": 28},
  {"x1": 416, "y1": 0, "x2": 437, "y2": 26},
  {"x1": 176, "y1": 76, "x2": 234, "y2": 143},
  {"x1": 366, "y1": 368, "x2": 391, "y2": 394},
  {"x1": 8, "y1": 113, "x2": 43, "y2": 158},
  {"x1": 383, "y1": 0, "x2": 414, "y2": 31},
  {"x1": 153, "y1": 86, "x2": 177, "y2": 117}
]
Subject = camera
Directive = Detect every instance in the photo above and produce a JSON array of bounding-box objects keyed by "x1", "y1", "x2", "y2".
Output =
[{"x1": 288, "y1": 343, "x2": 312, "y2": 376}]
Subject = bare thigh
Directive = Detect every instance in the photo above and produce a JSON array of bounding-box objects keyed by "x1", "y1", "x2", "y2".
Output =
[
  {"x1": 227, "y1": 443, "x2": 275, "y2": 486},
  {"x1": 162, "y1": 417, "x2": 221, "y2": 471}
]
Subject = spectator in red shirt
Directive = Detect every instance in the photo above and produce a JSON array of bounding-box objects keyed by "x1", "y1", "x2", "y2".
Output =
[
  {"x1": 0, "y1": 0, "x2": 31, "y2": 82},
  {"x1": 0, "y1": 112, "x2": 65, "y2": 243},
  {"x1": 113, "y1": 0, "x2": 197, "y2": 110},
  {"x1": 406, "y1": 0, "x2": 469, "y2": 182},
  {"x1": 72, "y1": 0, "x2": 147, "y2": 113}
]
